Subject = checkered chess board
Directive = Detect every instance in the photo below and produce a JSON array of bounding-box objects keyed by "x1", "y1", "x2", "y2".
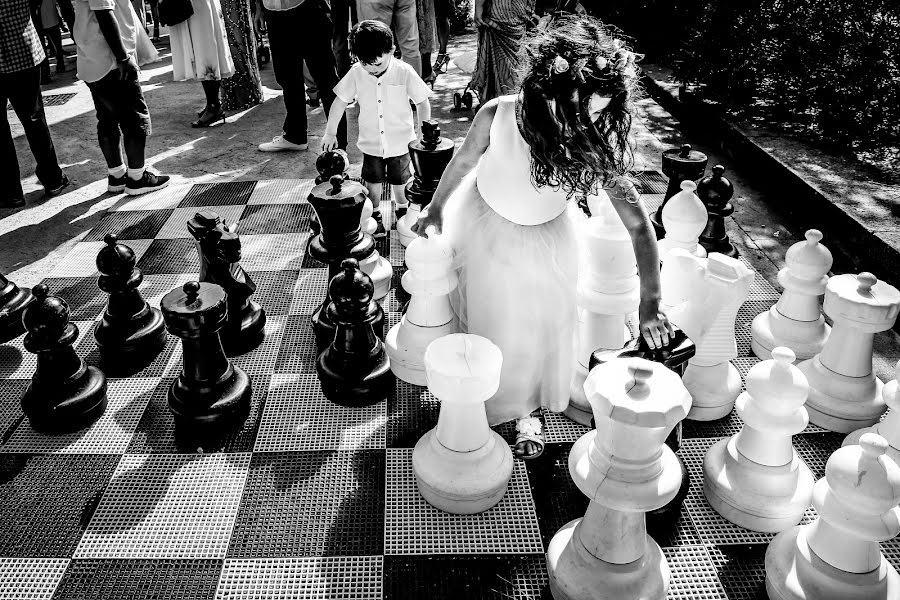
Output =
[{"x1": 0, "y1": 175, "x2": 896, "y2": 599}]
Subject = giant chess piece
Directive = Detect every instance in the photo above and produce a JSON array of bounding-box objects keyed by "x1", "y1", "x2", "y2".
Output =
[
  {"x1": 650, "y1": 143, "x2": 708, "y2": 238},
  {"x1": 704, "y1": 347, "x2": 815, "y2": 532},
  {"x1": 657, "y1": 181, "x2": 708, "y2": 263},
  {"x1": 310, "y1": 149, "x2": 352, "y2": 236},
  {"x1": 396, "y1": 120, "x2": 455, "y2": 247},
  {"x1": 752, "y1": 229, "x2": 833, "y2": 361},
  {"x1": 94, "y1": 234, "x2": 167, "y2": 374},
  {"x1": 669, "y1": 253, "x2": 753, "y2": 421},
  {"x1": 162, "y1": 281, "x2": 252, "y2": 429},
  {"x1": 697, "y1": 165, "x2": 738, "y2": 258},
  {"x1": 412, "y1": 333, "x2": 512, "y2": 514},
  {"x1": 798, "y1": 273, "x2": 900, "y2": 433},
  {"x1": 845, "y1": 360, "x2": 900, "y2": 464},
  {"x1": 308, "y1": 176, "x2": 391, "y2": 349},
  {"x1": 385, "y1": 230, "x2": 458, "y2": 384},
  {"x1": 316, "y1": 259, "x2": 394, "y2": 406},
  {"x1": 187, "y1": 211, "x2": 266, "y2": 356},
  {"x1": 566, "y1": 192, "x2": 639, "y2": 426},
  {"x1": 765, "y1": 433, "x2": 900, "y2": 600},
  {"x1": 547, "y1": 358, "x2": 691, "y2": 600},
  {"x1": 20, "y1": 284, "x2": 107, "y2": 432},
  {"x1": 660, "y1": 247, "x2": 707, "y2": 313},
  {"x1": 0, "y1": 270, "x2": 34, "y2": 344}
]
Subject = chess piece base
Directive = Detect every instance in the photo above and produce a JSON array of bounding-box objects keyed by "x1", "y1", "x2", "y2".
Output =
[
  {"x1": 684, "y1": 361, "x2": 742, "y2": 421},
  {"x1": 547, "y1": 519, "x2": 669, "y2": 600},
  {"x1": 23, "y1": 365, "x2": 108, "y2": 433},
  {"x1": 359, "y1": 254, "x2": 392, "y2": 302},
  {"x1": 565, "y1": 362, "x2": 593, "y2": 426},
  {"x1": 844, "y1": 425, "x2": 900, "y2": 466},
  {"x1": 703, "y1": 437, "x2": 814, "y2": 533},
  {"x1": 0, "y1": 285, "x2": 33, "y2": 344},
  {"x1": 316, "y1": 348, "x2": 394, "y2": 407},
  {"x1": 750, "y1": 308, "x2": 830, "y2": 362},
  {"x1": 385, "y1": 315, "x2": 458, "y2": 386},
  {"x1": 799, "y1": 356, "x2": 885, "y2": 433},
  {"x1": 220, "y1": 301, "x2": 266, "y2": 357},
  {"x1": 168, "y1": 364, "x2": 252, "y2": 429},
  {"x1": 765, "y1": 526, "x2": 900, "y2": 600},
  {"x1": 95, "y1": 306, "x2": 167, "y2": 375},
  {"x1": 413, "y1": 428, "x2": 513, "y2": 514},
  {"x1": 647, "y1": 454, "x2": 690, "y2": 525}
]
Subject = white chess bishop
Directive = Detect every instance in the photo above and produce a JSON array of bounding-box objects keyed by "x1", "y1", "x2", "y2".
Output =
[
  {"x1": 798, "y1": 272, "x2": 900, "y2": 433},
  {"x1": 751, "y1": 229, "x2": 832, "y2": 360},
  {"x1": 765, "y1": 433, "x2": 900, "y2": 600},
  {"x1": 412, "y1": 334, "x2": 513, "y2": 514},
  {"x1": 385, "y1": 231, "x2": 459, "y2": 385},
  {"x1": 547, "y1": 357, "x2": 691, "y2": 600},
  {"x1": 845, "y1": 359, "x2": 900, "y2": 464},
  {"x1": 703, "y1": 347, "x2": 815, "y2": 532},
  {"x1": 657, "y1": 180, "x2": 708, "y2": 263},
  {"x1": 566, "y1": 192, "x2": 639, "y2": 425}
]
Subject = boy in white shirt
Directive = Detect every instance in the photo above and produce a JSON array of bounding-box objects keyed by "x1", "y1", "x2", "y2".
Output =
[{"x1": 323, "y1": 20, "x2": 432, "y2": 238}]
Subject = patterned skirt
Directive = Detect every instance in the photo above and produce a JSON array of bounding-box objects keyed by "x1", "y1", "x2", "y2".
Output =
[{"x1": 471, "y1": 0, "x2": 534, "y2": 102}]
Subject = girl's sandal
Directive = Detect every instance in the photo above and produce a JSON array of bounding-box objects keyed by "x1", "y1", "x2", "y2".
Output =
[{"x1": 514, "y1": 417, "x2": 545, "y2": 460}]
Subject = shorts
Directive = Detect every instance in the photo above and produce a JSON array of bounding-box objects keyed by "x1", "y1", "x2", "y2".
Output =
[
  {"x1": 434, "y1": 0, "x2": 455, "y2": 21},
  {"x1": 87, "y1": 69, "x2": 152, "y2": 138},
  {"x1": 362, "y1": 152, "x2": 411, "y2": 185}
]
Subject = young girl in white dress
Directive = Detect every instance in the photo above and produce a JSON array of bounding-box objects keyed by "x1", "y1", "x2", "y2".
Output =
[{"x1": 413, "y1": 15, "x2": 674, "y2": 459}]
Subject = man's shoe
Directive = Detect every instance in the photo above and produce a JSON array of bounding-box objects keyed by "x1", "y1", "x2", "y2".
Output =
[
  {"x1": 44, "y1": 174, "x2": 71, "y2": 198},
  {"x1": 0, "y1": 198, "x2": 25, "y2": 209},
  {"x1": 125, "y1": 171, "x2": 170, "y2": 196},
  {"x1": 306, "y1": 97, "x2": 320, "y2": 108},
  {"x1": 258, "y1": 135, "x2": 309, "y2": 152},
  {"x1": 108, "y1": 174, "x2": 128, "y2": 193}
]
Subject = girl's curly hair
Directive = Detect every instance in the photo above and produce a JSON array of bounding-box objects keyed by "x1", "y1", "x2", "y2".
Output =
[{"x1": 515, "y1": 15, "x2": 643, "y2": 198}]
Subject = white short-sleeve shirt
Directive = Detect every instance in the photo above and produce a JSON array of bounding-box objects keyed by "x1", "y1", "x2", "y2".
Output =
[
  {"x1": 334, "y1": 58, "x2": 433, "y2": 158},
  {"x1": 73, "y1": 0, "x2": 138, "y2": 83}
]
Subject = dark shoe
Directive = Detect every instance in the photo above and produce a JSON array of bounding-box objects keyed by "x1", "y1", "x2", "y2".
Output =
[
  {"x1": 55, "y1": 60, "x2": 66, "y2": 74},
  {"x1": 108, "y1": 174, "x2": 128, "y2": 193},
  {"x1": 372, "y1": 211, "x2": 387, "y2": 239},
  {"x1": 153, "y1": 28, "x2": 160, "y2": 41},
  {"x1": 395, "y1": 205, "x2": 408, "y2": 219},
  {"x1": 306, "y1": 97, "x2": 320, "y2": 108},
  {"x1": 1, "y1": 198, "x2": 26, "y2": 209},
  {"x1": 191, "y1": 106, "x2": 226, "y2": 128},
  {"x1": 125, "y1": 171, "x2": 170, "y2": 196},
  {"x1": 44, "y1": 174, "x2": 70, "y2": 198}
]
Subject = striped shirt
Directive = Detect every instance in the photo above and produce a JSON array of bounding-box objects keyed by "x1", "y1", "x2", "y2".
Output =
[{"x1": 0, "y1": 0, "x2": 46, "y2": 73}]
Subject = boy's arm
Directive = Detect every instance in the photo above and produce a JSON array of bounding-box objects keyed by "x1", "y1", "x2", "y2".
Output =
[
  {"x1": 414, "y1": 98, "x2": 431, "y2": 135},
  {"x1": 95, "y1": 9, "x2": 139, "y2": 80},
  {"x1": 322, "y1": 98, "x2": 349, "y2": 150}
]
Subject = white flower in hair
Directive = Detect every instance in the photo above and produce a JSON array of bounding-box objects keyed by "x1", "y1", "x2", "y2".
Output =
[
  {"x1": 596, "y1": 56, "x2": 608, "y2": 70},
  {"x1": 552, "y1": 55, "x2": 570, "y2": 74}
]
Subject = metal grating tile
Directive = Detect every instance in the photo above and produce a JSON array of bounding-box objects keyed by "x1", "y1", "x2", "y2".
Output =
[
  {"x1": 239, "y1": 233, "x2": 310, "y2": 272},
  {"x1": 301, "y1": 248, "x2": 323, "y2": 269},
  {"x1": 82, "y1": 210, "x2": 173, "y2": 242},
  {"x1": 884, "y1": 538, "x2": 900, "y2": 572},
  {"x1": 664, "y1": 546, "x2": 730, "y2": 599},
  {"x1": 793, "y1": 432, "x2": 844, "y2": 480},
  {"x1": 641, "y1": 193, "x2": 664, "y2": 214},
  {"x1": 1, "y1": 377, "x2": 157, "y2": 454},
  {"x1": 178, "y1": 181, "x2": 257, "y2": 208},
  {"x1": 156, "y1": 205, "x2": 245, "y2": 239},
  {"x1": 229, "y1": 314, "x2": 288, "y2": 376},
  {"x1": 254, "y1": 373, "x2": 386, "y2": 452},
  {"x1": 388, "y1": 236, "x2": 404, "y2": 268},
  {"x1": 386, "y1": 379, "x2": 439, "y2": 449},
  {"x1": 245, "y1": 270, "x2": 299, "y2": 316},
  {"x1": 135, "y1": 238, "x2": 200, "y2": 275},
  {"x1": 706, "y1": 546, "x2": 768, "y2": 600},
  {"x1": 49, "y1": 239, "x2": 152, "y2": 277},
  {"x1": 384, "y1": 448, "x2": 544, "y2": 555},
  {"x1": 735, "y1": 321, "x2": 753, "y2": 359},
  {"x1": 0, "y1": 319, "x2": 93, "y2": 380},
  {"x1": 0, "y1": 454, "x2": 120, "y2": 557},
  {"x1": 39, "y1": 276, "x2": 106, "y2": 321},
  {"x1": 108, "y1": 183, "x2": 192, "y2": 211},
  {"x1": 248, "y1": 179, "x2": 315, "y2": 205},
  {"x1": 52, "y1": 559, "x2": 222, "y2": 600},
  {"x1": 216, "y1": 556, "x2": 383, "y2": 600},
  {"x1": 274, "y1": 315, "x2": 318, "y2": 373},
  {"x1": 77, "y1": 320, "x2": 179, "y2": 379},
  {"x1": 632, "y1": 169, "x2": 668, "y2": 194},
  {"x1": 139, "y1": 273, "x2": 197, "y2": 311},
  {"x1": 227, "y1": 451, "x2": 385, "y2": 558},
  {"x1": 382, "y1": 555, "x2": 547, "y2": 600},
  {"x1": 748, "y1": 274, "x2": 781, "y2": 301},
  {"x1": 0, "y1": 558, "x2": 69, "y2": 600},
  {"x1": 42, "y1": 92, "x2": 77, "y2": 106},
  {"x1": 75, "y1": 453, "x2": 252, "y2": 559},
  {"x1": 0, "y1": 380, "x2": 28, "y2": 442},
  {"x1": 289, "y1": 268, "x2": 329, "y2": 315},
  {"x1": 737, "y1": 301, "x2": 775, "y2": 329},
  {"x1": 542, "y1": 408, "x2": 590, "y2": 444},
  {"x1": 238, "y1": 203, "x2": 314, "y2": 236}
]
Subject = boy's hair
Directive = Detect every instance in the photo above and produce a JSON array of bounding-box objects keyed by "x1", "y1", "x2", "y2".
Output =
[
  {"x1": 516, "y1": 15, "x2": 642, "y2": 198},
  {"x1": 350, "y1": 20, "x2": 394, "y2": 64}
]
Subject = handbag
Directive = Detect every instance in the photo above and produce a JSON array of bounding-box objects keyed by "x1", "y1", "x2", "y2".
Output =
[{"x1": 158, "y1": 0, "x2": 194, "y2": 26}]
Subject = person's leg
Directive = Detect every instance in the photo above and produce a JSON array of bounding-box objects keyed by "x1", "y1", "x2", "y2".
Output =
[
  {"x1": 0, "y1": 74, "x2": 25, "y2": 204},
  {"x1": 57, "y1": 0, "x2": 76, "y2": 32},
  {"x1": 263, "y1": 5, "x2": 308, "y2": 146},
  {"x1": 87, "y1": 73, "x2": 126, "y2": 169},
  {"x1": 392, "y1": 0, "x2": 422, "y2": 75},
  {"x1": 330, "y1": 0, "x2": 351, "y2": 77},
  {"x1": 436, "y1": 0, "x2": 450, "y2": 55},
  {"x1": 45, "y1": 26, "x2": 66, "y2": 72},
  {"x1": 361, "y1": 154, "x2": 387, "y2": 238},
  {"x1": 301, "y1": 0, "x2": 347, "y2": 149},
  {"x1": 303, "y1": 61, "x2": 319, "y2": 104},
  {"x1": 114, "y1": 76, "x2": 170, "y2": 194},
  {"x1": 201, "y1": 79, "x2": 221, "y2": 110},
  {"x1": 8, "y1": 66, "x2": 65, "y2": 192},
  {"x1": 148, "y1": 0, "x2": 159, "y2": 38}
]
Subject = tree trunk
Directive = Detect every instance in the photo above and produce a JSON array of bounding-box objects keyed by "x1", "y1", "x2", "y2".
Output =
[{"x1": 220, "y1": 0, "x2": 263, "y2": 111}]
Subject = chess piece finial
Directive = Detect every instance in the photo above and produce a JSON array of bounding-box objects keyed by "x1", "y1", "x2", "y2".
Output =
[
  {"x1": 658, "y1": 180, "x2": 708, "y2": 262},
  {"x1": 0, "y1": 269, "x2": 34, "y2": 344}
]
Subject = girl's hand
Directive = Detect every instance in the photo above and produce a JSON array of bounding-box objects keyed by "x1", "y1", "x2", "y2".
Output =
[
  {"x1": 411, "y1": 205, "x2": 444, "y2": 238},
  {"x1": 639, "y1": 299, "x2": 675, "y2": 349}
]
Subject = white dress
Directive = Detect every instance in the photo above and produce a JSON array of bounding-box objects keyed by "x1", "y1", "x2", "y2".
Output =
[
  {"x1": 168, "y1": 0, "x2": 234, "y2": 81},
  {"x1": 441, "y1": 95, "x2": 580, "y2": 425}
]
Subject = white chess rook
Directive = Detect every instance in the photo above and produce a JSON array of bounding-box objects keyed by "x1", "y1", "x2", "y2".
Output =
[
  {"x1": 798, "y1": 273, "x2": 900, "y2": 433},
  {"x1": 660, "y1": 247, "x2": 706, "y2": 312},
  {"x1": 657, "y1": 180, "x2": 708, "y2": 263},
  {"x1": 844, "y1": 359, "x2": 900, "y2": 464},
  {"x1": 412, "y1": 334, "x2": 513, "y2": 514},
  {"x1": 547, "y1": 358, "x2": 691, "y2": 600},
  {"x1": 765, "y1": 433, "x2": 900, "y2": 600},
  {"x1": 703, "y1": 347, "x2": 815, "y2": 532},
  {"x1": 751, "y1": 229, "x2": 832, "y2": 360},
  {"x1": 566, "y1": 193, "x2": 639, "y2": 426},
  {"x1": 385, "y1": 232, "x2": 459, "y2": 385}
]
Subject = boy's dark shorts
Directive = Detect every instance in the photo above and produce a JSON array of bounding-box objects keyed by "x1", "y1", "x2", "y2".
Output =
[
  {"x1": 435, "y1": 0, "x2": 456, "y2": 20},
  {"x1": 362, "y1": 152, "x2": 411, "y2": 185},
  {"x1": 87, "y1": 69, "x2": 152, "y2": 137}
]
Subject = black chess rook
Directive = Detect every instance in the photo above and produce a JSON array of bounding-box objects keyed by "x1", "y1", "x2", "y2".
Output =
[
  {"x1": 20, "y1": 284, "x2": 107, "y2": 433},
  {"x1": 698, "y1": 164, "x2": 739, "y2": 258},
  {"x1": 651, "y1": 143, "x2": 709, "y2": 238},
  {"x1": 0, "y1": 270, "x2": 34, "y2": 344}
]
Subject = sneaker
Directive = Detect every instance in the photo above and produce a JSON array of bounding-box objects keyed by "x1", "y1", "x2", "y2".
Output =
[
  {"x1": 258, "y1": 135, "x2": 309, "y2": 152},
  {"x1": 44, "y1": 174, "x2": 70, "y2": 198},
  {"x1": 125, "y1": 170, "x2": 170, "y2": 196},
  {"x1": 0, "y1": 198, "x2": 25, "y2": 209},
  {"x1": 372, "y1": 211, "x2": 387, "y2": 239},
  {"x1": 108, "y1": 174, "x2": 128, "y2": 193}
]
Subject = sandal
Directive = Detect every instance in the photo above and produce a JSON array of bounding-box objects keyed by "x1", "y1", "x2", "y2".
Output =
[
  {"x1": 514, "y1": 417, "x2": 545, "y2": 460},
  {"x1": 433, "y1": 53, "x2": 450, "y2": 74}
]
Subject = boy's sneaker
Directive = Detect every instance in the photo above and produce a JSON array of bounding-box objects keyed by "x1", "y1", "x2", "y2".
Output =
[
  {"x1": 125, "y1": 171, "x2": 170, "y2": 196},
  {"x1": 372, "y1": 211, "x2": 387, "y2": 239},
  {"x1": 258, "y1": 135, "x2": 309, "y2": 152},
  {"x1": 108, "y1": 174, "x2": 128, "y2": 193}
]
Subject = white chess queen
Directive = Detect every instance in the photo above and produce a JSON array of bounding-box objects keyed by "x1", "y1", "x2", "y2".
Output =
[{"x1": 413, "y1": 15, "x2": 673, "y2": 459}]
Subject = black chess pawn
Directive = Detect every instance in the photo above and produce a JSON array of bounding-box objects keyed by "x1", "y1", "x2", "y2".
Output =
[
  {"x1": 310, "y1": 149, "x2": 351, "y2": 235},
  {"x1": 697, "y1": 164, "x2": 738, "y2": 258},
  {"x1": 0, "y1": 270, "x2": 34, "y2": 344},
  {"x1": 316, "y1": 259, "x2": 393, "y2": 406},
  {"x1": 397, "y1": 120, "x2": 455, "y2": 246},
  {"x1": 650, "y1": 143, "x2": 708, "y2": 238},
  {"x1": 161, "y1": 281, "x2": 252, "y2": 429},
  {"x1": 308, "y1": 175, "x2": 385, "y2": 349},
  {"x1": 21, "y1": 284, "x2": 107, "y2": 433},
  {"x1": 94, "y1": 234, "x2": 167, "y2": 375}
]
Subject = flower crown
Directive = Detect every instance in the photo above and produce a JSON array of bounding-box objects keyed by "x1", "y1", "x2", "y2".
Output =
[{"x1": 550, "y1": 39, "x2": 637, "y2": 83}]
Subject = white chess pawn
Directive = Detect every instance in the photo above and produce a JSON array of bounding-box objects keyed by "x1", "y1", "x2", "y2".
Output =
[
  {"x1": 385, "y1": 232, "x2": 459, "y2": 385},
  {"x1": 566, "y1": 192, "x2": 639, "y2": 425},
  {"x1": 704, "y1": 347, "x2": 815, "y2": 532},
  {"x1": 357, "y1": 208, "x2": 392, "y2": 301},
  {"x1": 752, "y1": 229, "x2": 833, "y2": 360},
  {"x1": 765, "y1": 433, "x2": 900, "y2": 600},
  {"x1": 412, "y1": 334, "x2": 513, "y2": 514},
  {"x1": 844, "y1": 359, "x2": 900, "y2": 464},
  {"x1": 547, "y1": 358, "x2": 691, "y2": 600},
  {"x1": 658, "y1": 180, "x2": 708, "y2": 263},
  {"x1": 360, "y1": 196, "x2": 377, "y2": 236},
  {"x1": 396, "y1": 201, "x2": 419, "y2": 247},
  {"x1": 660, "y1": 247, "x2": 706, "y2": 312},
  {"x1": 669, "y1": 253, "x2": 753, "y2": 421},
  {"x1": 798, "y1": 272, "x2": 900, "y2": 433}
]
